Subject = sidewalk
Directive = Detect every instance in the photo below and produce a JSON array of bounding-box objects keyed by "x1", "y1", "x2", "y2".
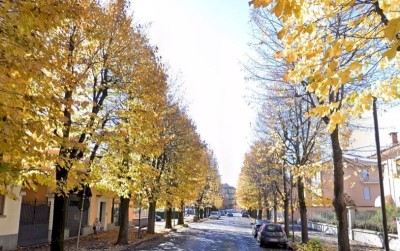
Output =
[
  {"x1": 294, "y1": 229, "x2": 382, "y2": 251},
  {"x1": 16, "y1": 216, "x2": 195, "y2": 251}
]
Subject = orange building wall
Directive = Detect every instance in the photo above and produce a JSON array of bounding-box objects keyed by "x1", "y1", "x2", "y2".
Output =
[{"x1": 320, "y1": 164, "x2": 379, "y2": 207}]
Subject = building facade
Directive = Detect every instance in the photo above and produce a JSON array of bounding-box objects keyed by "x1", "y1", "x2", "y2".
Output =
[
  {"x1": 222, "y1": 183, "x2": 237, "y2": 210},
  {"x1": 378, "y1": 132, "x2": 400, "y2": 207}
]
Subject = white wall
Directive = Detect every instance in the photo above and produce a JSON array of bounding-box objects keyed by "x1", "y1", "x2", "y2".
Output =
[
  {"x1": 0, "y1": 188, "x2": 22, "y2": 235},
  {"x1": 0, "y1": 188, "x2": 22, "y2": 250}
]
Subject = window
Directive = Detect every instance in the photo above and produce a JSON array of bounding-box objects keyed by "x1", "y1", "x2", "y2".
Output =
[
  {"x1": 363, "y1": 187, "x2": 371, "y2": 200},
  {"x1": 311, "y1": 172, "x2": 322, "y2": 185},
  {"x1": 361, "y1": 170, "x2": 369, "y2": 181},
  {"x1": 0, "y1": 194, "x2": 5, "y2": 215}
]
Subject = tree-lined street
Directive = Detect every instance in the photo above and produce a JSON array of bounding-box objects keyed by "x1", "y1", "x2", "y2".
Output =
[
  {"x1": 1, "y1": 0, "x2": 399, "y2": 250},
  {"x1": 130, "y1": 216, "x2": 285, "y2": 251}
]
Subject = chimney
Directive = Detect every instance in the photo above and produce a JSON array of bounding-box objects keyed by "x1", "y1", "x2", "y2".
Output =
[{"x1": 389, "y1": 132, "x2": 398, "y2": 145}]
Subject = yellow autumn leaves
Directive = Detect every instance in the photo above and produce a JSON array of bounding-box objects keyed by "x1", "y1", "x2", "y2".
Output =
[
  {"x1": 257, "y1": 0, "x2": 400, "y2": 133},
  {"x1": 0, "y1": 0, "x2": 220, "y2": 208}
]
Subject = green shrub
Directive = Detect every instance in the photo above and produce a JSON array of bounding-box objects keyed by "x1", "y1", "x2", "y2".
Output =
[
  {"x1": 354, "y1": 205, "x2": 400, "y2": 234},
  {"x1": 309, "y1": 211, "x2": 336, "y2": 225},
  {"x1": 296, "y1": 238, "x2": 323, "y2": 251}
]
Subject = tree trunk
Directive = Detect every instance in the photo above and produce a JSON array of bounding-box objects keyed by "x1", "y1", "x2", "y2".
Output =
[
  {"x1": 178, "y1": 202, "x2": 184, "y2": 225},
  {"x1": 116, "y1": 196, "x2": 130, "y2": 245},
  {"x1": 147, "y1": 201, "x2": 156, "y2": 234},
  {"x1": 283, "y1": 170, "x2": 290, "y2": 237},
  {"x1": 290, "y1": 173, "x2": 295, "y2": 241},
  {"x1": 203, "y1": 207, "x2": 207, "y2": 218},
  {"x1": 266, "y1": 208, "x2": 271, "y2": 220},
  {"x1": 331, "y1": 127, "x2": 350, "y2": 251},
  {"x1": 298, "y1": 176, "x2": 308, "y2": 243},
  {"x1": 50, "y1": 163, "x2": 69, "y2": 251},
  {"x1": 50, "y1": 192, "x2": 67, "y2": 251},
  {"x1": 196, "y1": 206, "x2": 200, "y2": 220},
  {"x1": 165, "y1": 207, "x2": 172, "y2": 229},
  {"x1": 199, "y1": 208, "x2": 203, "y2": 219},
  {"x1": 273, "y1": 188, "x2": 277, "y2": 223},
  {"x1": 257, "y1": 209, "x2": 262, "y2": 220}
]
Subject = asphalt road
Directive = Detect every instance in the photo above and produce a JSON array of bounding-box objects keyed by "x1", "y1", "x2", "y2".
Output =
[{"x1": 129, "y1": 215, "x2": 290, "y2": 251}]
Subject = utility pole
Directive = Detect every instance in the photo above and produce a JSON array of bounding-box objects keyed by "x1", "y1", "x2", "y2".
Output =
[{"x1": 373, "y1": 97, "x2": 389, "y2": 250}]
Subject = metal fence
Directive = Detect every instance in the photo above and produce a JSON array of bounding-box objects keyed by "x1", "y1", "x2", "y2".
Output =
[{"x1": 18, "y1": 200, "x2": 50, "y2": 247}]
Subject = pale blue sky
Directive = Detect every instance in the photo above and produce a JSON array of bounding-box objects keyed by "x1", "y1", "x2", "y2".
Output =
[
  {"x1": 132, "y1": 0, "x2": 256, "y2": 187},
  {"x1": 130, "y1": 0, "x2": 400, "y2": 186}
]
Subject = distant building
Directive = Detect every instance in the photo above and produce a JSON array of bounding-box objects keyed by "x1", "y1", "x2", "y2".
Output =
[
  {"x1": 222, "y1": 183, "x2": 237, "y2": 210},
  {"x1": 370, "y1": 132, "x2": 400, "y2": 207}
]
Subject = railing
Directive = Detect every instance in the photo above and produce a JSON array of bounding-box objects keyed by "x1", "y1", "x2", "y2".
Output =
[{"x1": 360, "y1": 176, "x2": 379, "y2": 184}]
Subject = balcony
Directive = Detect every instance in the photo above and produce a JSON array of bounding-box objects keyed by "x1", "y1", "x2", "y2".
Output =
[{"x1": 360, "y1": 176, "x2": 379, "y2": 184}]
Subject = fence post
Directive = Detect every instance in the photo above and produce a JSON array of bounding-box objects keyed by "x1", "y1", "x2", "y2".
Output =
[
  {"x1": 48, "y1": 195, "x2": 55, "y2": 242},
  {"x1": 396, "y1": 217, "x2": 400, "y2": 241},
  {"x1": 347, "y1": 206, "x2": 355, "y2": 240}
]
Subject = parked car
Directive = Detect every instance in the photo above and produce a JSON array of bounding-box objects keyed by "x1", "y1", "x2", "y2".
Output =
[
  {"x1": 219, "y1": 210, "x2": 226, "y2": 216},
  {"x1": 242, "y1": 212, "x2": 249, "y2": 218},
  {"x1": 209, "y1": 211, "x2": 220, "y2": 219},
  {"x1": 227, "y1": 212, "x2": 233, "y2": 217},
  {"x1": 155, "y1": 215, "x2": 162, "y2": 221},
  {"x1": 251, "y1": 219, "x2": 270, "y2": 238},
  {"x1": 257, "y1": 223, "x2": 288, "y2": 249}
]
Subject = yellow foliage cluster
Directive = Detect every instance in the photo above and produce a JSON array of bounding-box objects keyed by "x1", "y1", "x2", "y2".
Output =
[
  {"x1": 254, "y1": 0, "x2": 400, "y2": 132},
  {"x1": 0, "y1": 0, "x2": 218, "y2": 205},
  {"x1": 237, "y1": 141, "x2": 283, "y2": 210}
]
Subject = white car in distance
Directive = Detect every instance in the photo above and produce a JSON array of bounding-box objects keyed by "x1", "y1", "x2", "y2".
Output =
[{"x1": 209, "y1": 211, "x2": 220, "y2": 219}]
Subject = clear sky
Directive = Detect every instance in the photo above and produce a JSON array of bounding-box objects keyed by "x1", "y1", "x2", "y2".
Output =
[
  {"x1": 132, "y1": 0, "x2": 256, "y2": 187},
  {"x1": 349, "y1": 104, "x2": 400, "y2": 156}
]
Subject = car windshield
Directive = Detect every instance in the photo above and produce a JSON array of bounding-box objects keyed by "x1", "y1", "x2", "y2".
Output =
[
  {"x1": 256, "y1": 220, "x2": 269, "y2": 225},
  {"x1": 264, "y1": 225, "x2": 282, "y2": 232}
]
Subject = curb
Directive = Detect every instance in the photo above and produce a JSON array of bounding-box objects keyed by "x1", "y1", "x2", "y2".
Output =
[
  {"x1": 127, "y1": 233, "x2": 165, "y2": 249},
  {"x1": 127, "y1": 224, "x2": 189, "y2": 249}
]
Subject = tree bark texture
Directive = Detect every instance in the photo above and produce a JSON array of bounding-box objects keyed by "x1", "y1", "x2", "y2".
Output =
[
  {"x1": 298, "y1": 177, "x2": 308, "y2": 243},
  {"x1": 178, "y1": 202, "x2": 184, "y2": 225},
  {"x1": 283, "y1": 175, "x2": 290, "y2": 237},
  {"x1": 257, "y1": 209, "x2": 262, "y2": 220},
  {"x1": 147, "y1": 201, "x2": 156, "y2": 234},
  {"x1": 116, "y1": 196, "x2": 130, "y2": 245},
  {"x1": 165, "y1": 207, "x2": 172, "y2": 229},
  {"x1": 273, "y1": 189, "x2": 277, "y2": 223},
  {"x1": 196, "y1": 206, "x2": 200, "y2": 220},
  {"x1": 331, "y1": 127, "x2": 350, "y2": 251},
  {"x1": 50, "y1": 190, "x2": 67, "y2": 251},
  {"x1": 199, "y1": 208, "x2": 204, "y2": 219}
]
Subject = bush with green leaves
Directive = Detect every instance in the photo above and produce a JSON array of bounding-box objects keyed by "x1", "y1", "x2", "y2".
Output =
[
  {"x1": 308, "y1": 211, "x2": 336, "y2": 225},
  {"x1": 354, "y1": 205, "x2": 400, "y2": 234},
  {"x1": 296, "y1": 238, "x2": 323, "y2": 251}
]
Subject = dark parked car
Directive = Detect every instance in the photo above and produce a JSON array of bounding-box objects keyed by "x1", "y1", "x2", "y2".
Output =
[
  {"x1": 155, "y1": 215, "x2": 162, "y2": 221},
  {"x1": 251, "y1": 219, "x2": 270, "y2": 238},
  {"x1": 257, "y1": 223, "x2": 288, "y2": 248},
  {"x1": 242, "y1": 212, "x2": 249, "y2": 217},
  {"x1": 227, "y1": 212, "x2": 233, "y2": 217}
]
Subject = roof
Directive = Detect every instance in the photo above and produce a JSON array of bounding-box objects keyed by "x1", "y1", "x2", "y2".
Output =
[
  {"x1": 343, "y1": 156, "x2": 377, "y2": 167},
  {"x1": 369, "y1": 143, "x2": 400, "y2": 160}
]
